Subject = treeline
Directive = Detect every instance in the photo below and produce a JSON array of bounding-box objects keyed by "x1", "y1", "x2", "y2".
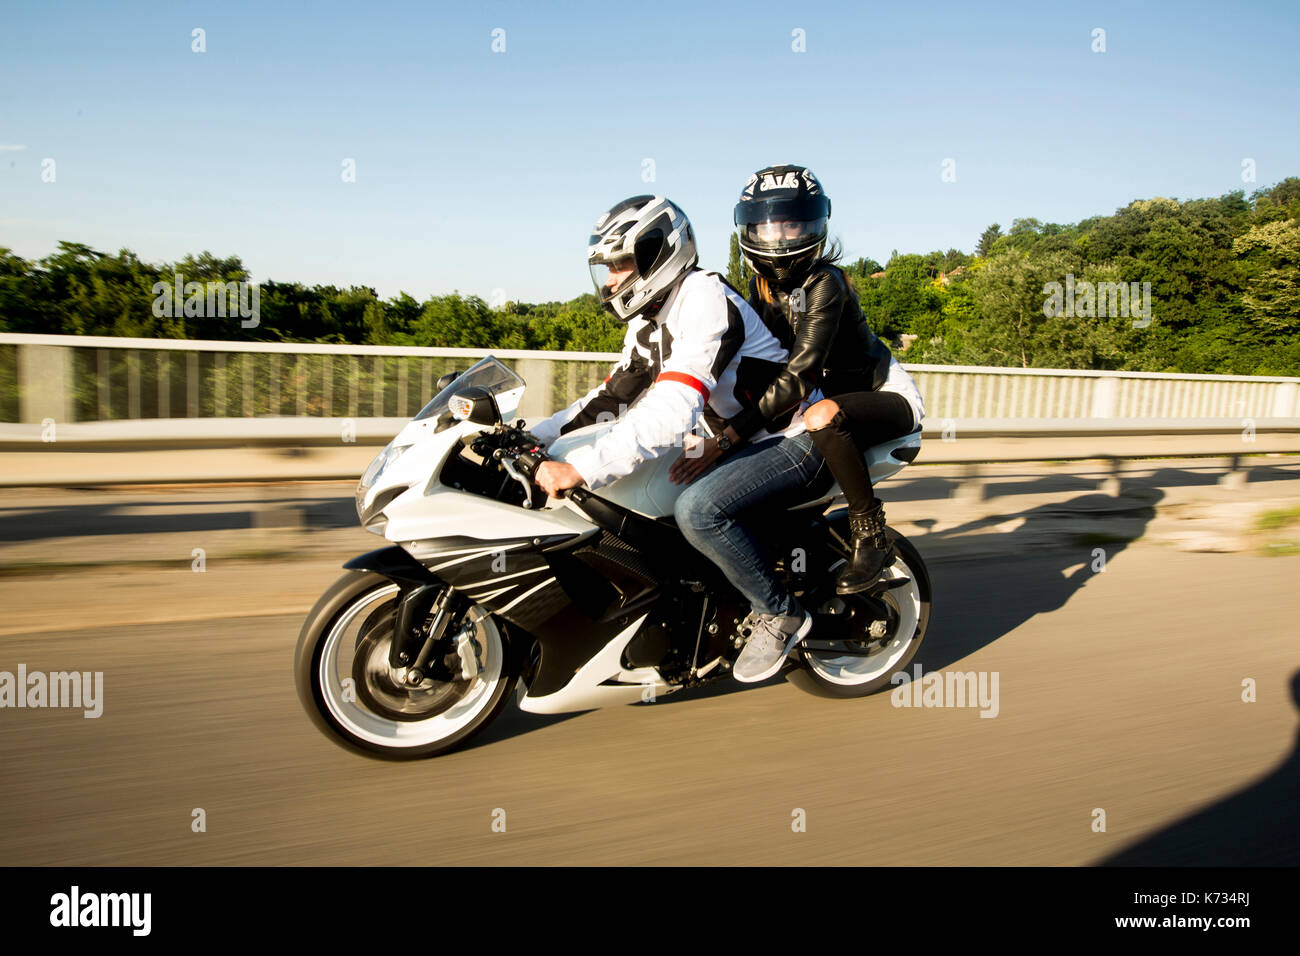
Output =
[
  {"x1": 839, "y1": 178, "x2": 1300, "y2": 375},
  {"x1": 1, "y1": 178, "x2": 1297, "y2": 374},
  {"x1": 0, "y1": 244, "x2": 626, "y2": 352}
]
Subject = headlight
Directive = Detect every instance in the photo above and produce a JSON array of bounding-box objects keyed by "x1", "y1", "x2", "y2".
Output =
[{"x1": 355, "y1": 442, "x2": 412, "y2": 522}]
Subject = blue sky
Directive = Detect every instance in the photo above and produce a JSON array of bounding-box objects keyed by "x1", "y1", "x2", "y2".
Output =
[{"x1": 2, "y1": 0, "x2": 1298, "y2": 303}]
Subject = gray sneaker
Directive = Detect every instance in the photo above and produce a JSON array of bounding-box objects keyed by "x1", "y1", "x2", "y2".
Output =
[{"x1": 733, "y1": 609, "x2": 813, "y2": 683}]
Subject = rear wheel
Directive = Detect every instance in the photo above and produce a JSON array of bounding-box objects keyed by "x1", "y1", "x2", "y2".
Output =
[
  {"x1": 293, "y1": 571, "x2": 517, "y2": 759},
  {"x1": 790, "y1": 524, "x2": 931, "y2": 698}
]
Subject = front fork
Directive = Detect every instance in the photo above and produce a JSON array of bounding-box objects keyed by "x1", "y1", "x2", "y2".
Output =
[
  {"x1": 343, "y1": 546, "x2": 478, "y2": 682},
  {"x1": 391, "y1": 583, "x2": 463, "y2": 684}
]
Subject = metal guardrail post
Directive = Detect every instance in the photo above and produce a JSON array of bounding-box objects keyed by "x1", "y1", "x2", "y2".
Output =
[
  {"x1": 16, "y1": 344, "x2": 75, "y2": 424},
  {"x1": 515, "y1": 358, "x2": 553, "y2": 420},
  {"x1": 348, "y1": 357, "x2": 359, "y2": 418},
  {"x1": 295, "y1": 354, "x2": 306, "y2": 418},
  {"x1": 96, "y1": 349, "x2": 110, "y2": 420},
  {"x1": 242, "y1": 353, "x2": 253, "y2": 416},
  {"x1": 323, "y1": 355, "x2": 334, "y2": 417},
  {"x1": 157, "y1": 351, "x2": 170, "y2": 418},
  {"x1": 214, "y1": 353, "x2": 227, "y2": 415},
  {"x1": 269, "y1": 354, "x2": 281, "y2": 414},
  {"x1": 1275, "y1": 382, "x2": 1299, "y2": 418},
  {"x1": 126, "y1": 350, "x2": 141, "y2": 419},
  {"x1": 1090, "y1": 375, "x2": 1118, "y2": 419}
]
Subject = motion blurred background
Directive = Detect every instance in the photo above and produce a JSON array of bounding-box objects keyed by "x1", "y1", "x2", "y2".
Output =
[{"x1": 0, "y1": 0, "x2": 1296, "y2": 865}]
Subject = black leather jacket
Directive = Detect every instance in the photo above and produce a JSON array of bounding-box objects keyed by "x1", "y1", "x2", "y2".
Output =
[{"x1": 727, "y1": 264, "x2": 893, "y2": 440}]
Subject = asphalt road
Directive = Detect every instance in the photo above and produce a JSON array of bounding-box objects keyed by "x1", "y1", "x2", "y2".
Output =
[{"x1": 1, "y1": 540, "x2": 1296, "y2": 866}]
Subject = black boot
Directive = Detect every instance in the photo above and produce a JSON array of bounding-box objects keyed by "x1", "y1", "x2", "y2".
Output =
[{"x1": 837, "y1": 500, "x2": 893, "y2": 595}]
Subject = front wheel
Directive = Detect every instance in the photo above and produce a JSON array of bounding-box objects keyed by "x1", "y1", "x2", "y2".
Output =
[
  {"x1": 293, "y1": 571, "x2": 517, "y2": 759},
  {"x1": 790, "y1": 524, "x2": 932, "y2": 698}
]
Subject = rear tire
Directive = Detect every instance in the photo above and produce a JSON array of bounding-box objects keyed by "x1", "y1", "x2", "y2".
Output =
[
  {"x1": 293, "y1": 571, "x2": 517, "y2": 759},
  {"x1": 790, "y1": 525, "x2": 932, "y2": 699}
]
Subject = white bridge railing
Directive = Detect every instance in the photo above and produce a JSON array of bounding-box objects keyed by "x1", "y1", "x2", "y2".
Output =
[
  {"x1": 3, "y1": 332, "x2": 1298, "y2": 427},
  {"x1": 2, "y1": 334, "x2": 1298, "y2": 484}
]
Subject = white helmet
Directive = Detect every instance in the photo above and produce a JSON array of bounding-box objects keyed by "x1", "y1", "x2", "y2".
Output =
[{"x1": 588, "y1": 195, "x2": 698, "y2": 322}]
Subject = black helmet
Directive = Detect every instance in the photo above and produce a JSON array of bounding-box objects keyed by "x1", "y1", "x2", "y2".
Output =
[
  {"x1": 734, "y1": 164, "x2": 831, "y2": 284},
  {"x1": 588, "y1": 195, "x2": 698, "y2": 322}
]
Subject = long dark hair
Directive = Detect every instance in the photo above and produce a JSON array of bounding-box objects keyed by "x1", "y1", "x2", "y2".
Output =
[{"x1": 812, "y1": 236, "x2": 843, "y2": 270}]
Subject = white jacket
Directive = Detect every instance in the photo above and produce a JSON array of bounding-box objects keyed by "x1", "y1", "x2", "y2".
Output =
[{"x1": 531, "y1": 270, "x2": 795, "y2": 489}]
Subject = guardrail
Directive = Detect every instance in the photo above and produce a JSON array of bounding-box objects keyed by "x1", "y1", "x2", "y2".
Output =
[
  {"x1": 3, "y1": 333, "x2": 1299, "y2": 425},
  {"x1": 2, "y1": 333, "x2": 1298, "y2": 486}
]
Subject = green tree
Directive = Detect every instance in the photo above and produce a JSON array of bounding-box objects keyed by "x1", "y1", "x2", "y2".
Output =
[
  {"x1": 726, "y1": 232, "x2": 752, "y2": 293},
  {"x1": 976, "y1": 223, "x2": 1002, "y2": 258},
  {"x1": 1234, "y1": 219, "x2": 1300, "y2": 338}
]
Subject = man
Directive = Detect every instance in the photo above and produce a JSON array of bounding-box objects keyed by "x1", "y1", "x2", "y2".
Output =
[{"x1": 532, "y1": 195, "x2": 793, "y2": 505}]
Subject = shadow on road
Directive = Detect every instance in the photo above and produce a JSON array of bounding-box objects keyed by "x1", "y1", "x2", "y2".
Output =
[
  {"x1": 902, "y1": 486, "x2": 1162, "y2": 673},
  {"x1": 463, "y1": 700, "x2": 590, "y2": 752},
  {"x1": 890, "y1": 459, "x2": 1299, "y2": 505},
  {"x1": 1096, "y1": 670, "x2": 1300, "y2": 866},
  {"x1": 467, "y1": 483, "x2": 1166, "y2": 741}
]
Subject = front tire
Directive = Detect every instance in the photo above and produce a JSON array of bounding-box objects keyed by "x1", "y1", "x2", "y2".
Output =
[
  {"x1": 790, "y1": 524, "x2": 932, "y2": 698},
  {"x1": 293, "y1": 571, "x2": 517, "y2": 759}
]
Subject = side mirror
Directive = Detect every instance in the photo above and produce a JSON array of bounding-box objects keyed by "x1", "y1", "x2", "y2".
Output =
[
  {"x1": 448, "y1": 386, "x2": 502, "y2": 426},
  {"x1": 436, "y1": 370, "x2": 465, "y2": 392}
]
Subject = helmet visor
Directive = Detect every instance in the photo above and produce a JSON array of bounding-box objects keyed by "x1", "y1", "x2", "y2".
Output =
[
  {"x1": 739, "y1": 216, "x2": 827, "y2": 255},
  {"x1": 734, "y1": 193, "x2": 829, "y2": 226},
  {"x1": 590, "y1": 254, "x2": 637, "y2": 301}
]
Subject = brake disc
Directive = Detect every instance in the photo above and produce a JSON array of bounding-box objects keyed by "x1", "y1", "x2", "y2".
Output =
[{"x1": 352, "y1": 624, "x2": 472, "y2": 722}]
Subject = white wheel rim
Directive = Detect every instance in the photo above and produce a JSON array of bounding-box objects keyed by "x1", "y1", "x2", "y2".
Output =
[
  {"x1": 804, "y1": 555, "x2": 922, "y2": 686},
  {"x1": 317, "y1": 584, "x2": 504, "y2": 748}
]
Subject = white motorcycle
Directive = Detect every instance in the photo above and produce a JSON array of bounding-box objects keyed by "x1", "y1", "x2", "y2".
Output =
[{"x1": 294, "y1": 357, "x2": 931, "y2": 759}]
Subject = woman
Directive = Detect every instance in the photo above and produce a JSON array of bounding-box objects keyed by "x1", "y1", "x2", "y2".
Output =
[{"x1": 670, "y1": 164, "x2": 924, "y2": 682}]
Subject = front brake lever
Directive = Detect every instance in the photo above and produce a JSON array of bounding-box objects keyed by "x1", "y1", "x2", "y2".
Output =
[{"x1": 496, "y1": 453, "x2": 535, "y2": 510}]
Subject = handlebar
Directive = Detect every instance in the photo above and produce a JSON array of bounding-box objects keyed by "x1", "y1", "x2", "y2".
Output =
[
  {"x1": 514, "y1": 448, "x2": 574, "y2": 500},
  {"x1": 480, "y1": 423, "x2": 555, "y2": 507}
]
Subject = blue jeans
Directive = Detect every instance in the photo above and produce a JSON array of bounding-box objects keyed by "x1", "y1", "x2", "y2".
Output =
[{"x1": 674, "y1": 431, "x2": 823, "y2": 617}]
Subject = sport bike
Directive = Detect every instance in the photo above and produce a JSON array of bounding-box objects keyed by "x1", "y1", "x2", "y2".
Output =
[{"x1": 294, "y1": 357, "x2": 931, "y2": 759}]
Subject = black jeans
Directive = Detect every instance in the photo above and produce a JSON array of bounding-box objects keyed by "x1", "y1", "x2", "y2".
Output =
[{"x1": 808, "y1": 390, "x2": 915, "y2": 513}]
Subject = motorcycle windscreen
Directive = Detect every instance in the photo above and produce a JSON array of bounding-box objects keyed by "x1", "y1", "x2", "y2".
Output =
[{"x1": 414, "y1": 357, "x2": 525, "y2": 422}]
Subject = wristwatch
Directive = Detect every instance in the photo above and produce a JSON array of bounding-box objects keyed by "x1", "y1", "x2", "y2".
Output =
[{"x1": 716, "y1": 432, "x2": 734, "y2": 453}]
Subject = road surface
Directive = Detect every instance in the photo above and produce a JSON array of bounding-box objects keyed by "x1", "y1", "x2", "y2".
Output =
[{"x1": 0, "y1": 539, "x2": 1295, "y2": 865}]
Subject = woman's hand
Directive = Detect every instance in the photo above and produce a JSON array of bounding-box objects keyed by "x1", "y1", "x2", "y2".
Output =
[
  {"x1": 669, "y1": 434, "x2": 723, "y2": 485},
  {"x1": 536, "y1": 461, "x2": 585, "y2": 498}
]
